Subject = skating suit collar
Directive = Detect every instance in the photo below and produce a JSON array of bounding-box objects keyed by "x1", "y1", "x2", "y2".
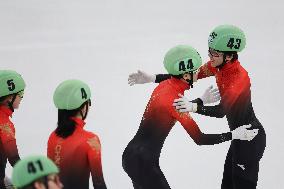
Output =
[
  {"x1": 71, "y1": 117, "x2": 86, "y2": 129},
  {"x1": 168, "y1": 77, "x2": 190, "y2": 93}
]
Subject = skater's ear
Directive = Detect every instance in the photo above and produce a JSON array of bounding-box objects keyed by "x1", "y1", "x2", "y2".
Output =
[{"x1": 225, "y1": 54, "x2": 233, "y2": 62}]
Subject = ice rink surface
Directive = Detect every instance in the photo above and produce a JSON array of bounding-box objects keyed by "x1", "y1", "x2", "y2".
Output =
[{"x1": 1, "y1": 0, "x2": 283, "y2": 188}]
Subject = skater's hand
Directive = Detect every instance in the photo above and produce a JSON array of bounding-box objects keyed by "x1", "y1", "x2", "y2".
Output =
[
  {"x1": 128, "y1": 70, "x2": 156, "y2": 86},
  {"x1": 173, "y1": 94, "x2": 197, "y2": 113},
  {"x1": 231, "y1": 124, "x2": 259, "y2": 141},
  {"x1": 200, "y1": 85, "x2": 220, "y2": 104}
]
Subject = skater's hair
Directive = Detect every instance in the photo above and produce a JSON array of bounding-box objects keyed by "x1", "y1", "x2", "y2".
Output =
[
  {"x1": 55, "y1": 102, "x2": 87, "y2": 138},
  {"x1": 0, "y1": 95, "x2": 9, "y2": 103}
]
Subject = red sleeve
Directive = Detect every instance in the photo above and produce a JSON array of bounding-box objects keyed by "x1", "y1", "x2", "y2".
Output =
[
  {"x1": 87, "y1": 135, "x2": 107, "y2": 189},
  {"x1": 0, "y1": 122, "x2": 20, "y2": 166},
  {"x1": 169, "y1": 104, "x2": 232, "y2": 145},
  {"x1": 169, "y1": 106, "x2": 203, "y2": 144},
  {"x1": 197, "y1": 61, "x2": 217, "y2": 80}
]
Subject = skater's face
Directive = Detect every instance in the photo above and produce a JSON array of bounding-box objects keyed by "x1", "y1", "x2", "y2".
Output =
[
  {"x1": 13, "y1": 91, "x2": 24, "y2": 109},
  {"x1": 182, "y1": 72, "x2": 198, "y2": 83},
  {"x1": 208, "y1": 48, "x2": 224, "y2": 67},
  {"x1": 34, "y1": 174, "x2": 63, "y2": 189},
  {"x1": 2, "y1": 91, "x2": 24, "y2": 109},
  {"x1": 208, "y1": 48, "x2": 233, "y2": 67}
]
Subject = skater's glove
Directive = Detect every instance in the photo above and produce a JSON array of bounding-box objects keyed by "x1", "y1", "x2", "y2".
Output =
[
  {"x1": 173, "y1": 94, "x2": 197, "y2": 113},
  {"x1": 128, "y1": 70, "x2": 156, "y2": 86},
  {"x1": 231, "y1": 124, "x2": 259, "y2": 141},
  {"x1": 200, "y1": 85, "x2": 220, "y2": 104}
]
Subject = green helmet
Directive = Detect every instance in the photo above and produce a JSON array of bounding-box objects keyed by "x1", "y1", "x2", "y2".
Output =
[
  {"x1": 12, "y1": 155, "x2": 59, "y2": 188},
  {"x1": 0, "y1": 70, "x2": 26, "y2": 98},
  {"x1": 208, "y1": 25, "x2": 246, "y2": 52},
  {"x1": 53, "y1": 79, "x2": 91, "y2": 110},
  {"x1": 163, "y1": 45, "x2": 202, "y2": 75}
]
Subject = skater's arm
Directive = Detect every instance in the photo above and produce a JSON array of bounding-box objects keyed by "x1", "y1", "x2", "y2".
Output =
[
  {"x1": 3, "y1": 139, "x2": 20, "y2": 166},
  {"x1": 196, "y1": 89, "x2": 240, "y2": 118},
  {"x1": 196, "y1": 103, "x2": 226, "y2": 118},
  {"x1": 197, "y1": 61, "x2": 217, "y2": 80},
  {"x1": 87, "y1": 136, "x2": 107, "y2": 189},
  {"x1": 155, "y1": 74, "x2": 171, "y2": 83},
  {"x1": 174, "y1": 89, "x2": 236, "y2": 118},
  {"x1": 0, "y1": 123, "x2": 20, "y2": 166},
  {"x1": 190, "y1": 85, "x2": 220, "y2": 105},
  {"x1": 170, "y1": 108, "x2": 232, "y2": 145},
  {"x1": 128, "y1": 70, "x2": 171, "y2": 86}
]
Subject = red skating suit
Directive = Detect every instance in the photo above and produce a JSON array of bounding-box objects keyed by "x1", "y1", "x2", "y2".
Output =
[
  {"x1": 122, "y1": 78, "x2": 231, "y2": 189},
  {"x1": 0, "y1": 106, "x2": 20, "y2": 188},
  {"x1": 47, "y1": 117, "x2": 107, "y2": 189}
]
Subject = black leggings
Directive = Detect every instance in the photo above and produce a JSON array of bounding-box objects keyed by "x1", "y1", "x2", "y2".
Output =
[
  {"x1": 122, "y1": 145, "x2": 171, "y2": 189},
  {"x1": 221, "y1": 128, "x2": 266, "y2": 189}
]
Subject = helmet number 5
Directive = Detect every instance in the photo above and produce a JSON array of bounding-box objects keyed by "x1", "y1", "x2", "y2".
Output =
[
  {"x1": 227, "y1": 38, "x2": 241, "y2": 50},
  {"x1": 7, "y1": 79, "x2": 15, "y2": 91}
]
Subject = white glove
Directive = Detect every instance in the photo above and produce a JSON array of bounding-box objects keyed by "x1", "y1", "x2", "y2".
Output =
[
  {"x1": 231, "y1": 124, "x2": 259, "y2": 141},
  {"x1": 128, "y1": 70, "x2": 156, "y2": 86},
  {"x1": 200, "y1": 85, "x2": 221, "y2": 104},
  {"x1": 173, "y1": 94, "x2": 197, "y2": 113}
]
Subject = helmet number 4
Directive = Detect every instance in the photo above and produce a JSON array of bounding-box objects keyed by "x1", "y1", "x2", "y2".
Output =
[
  {"x1": 7, "y1": 79, "x2": 15, "y2": 91},
  {"x1": 227, "y1": 38, "x2": 241, "y2": 50},
  {"x1": 81, "y1": 88, "x2": 87, "y2": 99}
]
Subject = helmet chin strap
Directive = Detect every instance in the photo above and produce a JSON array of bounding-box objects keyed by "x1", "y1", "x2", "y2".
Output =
[
  {"x1": 79, "y1": 102, "x2": 89, "y2": 120},
  {"x1": 185, "y1": 71, "x2": 194, "y2": 88}
]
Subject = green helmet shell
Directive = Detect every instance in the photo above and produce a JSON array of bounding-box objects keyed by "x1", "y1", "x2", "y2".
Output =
[
  {"x1": 0, "y1": 70, "x2": 26, "y2": 97},
  {"x1": 12, "y1": 155, "x2": 59, "y2": 188},
  {"x1": 53, "y1": 79, "x2": 91, "y2": 110},
  {"x1": 208, "y1": 25, "x2": 246, "y2": 52},
  {"x1": 163, "y1": 45, "x2": 202, "y2": 75}
]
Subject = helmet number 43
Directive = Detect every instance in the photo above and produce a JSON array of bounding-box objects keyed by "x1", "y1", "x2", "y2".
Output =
[{"x1": 227, "y1": 38, "x2": 241, "y2": 50}]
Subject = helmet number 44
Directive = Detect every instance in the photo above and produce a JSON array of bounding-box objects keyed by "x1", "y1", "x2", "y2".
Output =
[
  {"x1": 227, "y1": 38, "x2": 241, "y2": 50},
  {"x1": 179, "y1": 59, "x2": 194, "y2": 72}
]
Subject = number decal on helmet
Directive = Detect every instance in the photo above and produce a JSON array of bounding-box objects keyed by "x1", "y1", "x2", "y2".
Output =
[
  {"x1": 27, "y1": 160, "x2": 44, "y2": 174},
  {"x1": 208, "y1": 32, "x2": 218, "y2": 44},
  {"x1": 179, "y1": 61, "x2": 186, "y2": 71},
  {"x1": 7, "y1": 79, "x2": 15, "y2": 91},
  {"x1": 81, "y1": 88, "x2": 87, "y2": 99},
  {"x1": 227, "y1": 38, "x2": 242, "y2": 50},
  {"x1": 179, "y1": 59, "x2": 193, "y2": 72},
  {"x1": 187, "y1": 59, "x2": 193, "y2": 70}
]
